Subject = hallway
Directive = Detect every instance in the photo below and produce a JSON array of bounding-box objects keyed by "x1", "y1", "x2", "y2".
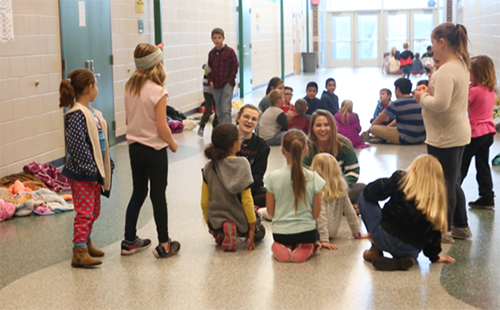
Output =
[{"x1": 0, "y1": 68, "x2": 499, "y2": 310}]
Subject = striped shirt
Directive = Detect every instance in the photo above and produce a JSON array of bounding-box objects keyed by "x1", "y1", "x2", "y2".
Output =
[{"x1": 383, "y1": 96, "x2": 426, "y2": 145}]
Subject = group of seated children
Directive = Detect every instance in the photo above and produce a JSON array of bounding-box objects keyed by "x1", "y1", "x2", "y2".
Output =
[
  {"x1": 258, "y1": 77, "x2": 369, "y2": 149},
  {"x1": 382, "y1": 43, "x2": 427, "y2": 77}
]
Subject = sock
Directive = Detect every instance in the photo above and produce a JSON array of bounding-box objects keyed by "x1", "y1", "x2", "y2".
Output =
[{"x1": 74, "y1": 242, "x2": 86, "y2": 247}]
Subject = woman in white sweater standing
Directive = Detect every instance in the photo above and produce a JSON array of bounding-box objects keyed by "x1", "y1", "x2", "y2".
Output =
[{"x1": 414, "y1": 23, "x2": 472, "y2": 243}]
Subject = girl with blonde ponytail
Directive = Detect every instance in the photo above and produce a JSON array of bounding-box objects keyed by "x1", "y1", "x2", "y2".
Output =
[
  {"x1": 359, "y1": 155, "x2": 455, "y2": 271},
  {"x1": 264, "y1": 130, "x2": 325, "y2": 263},
  {"x1": 414, "y1": 23, "x2": 473, "y2": 243}
]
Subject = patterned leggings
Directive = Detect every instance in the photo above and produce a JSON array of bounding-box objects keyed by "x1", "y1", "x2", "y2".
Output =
[{"x1": 70, "y1": 180, "x2": 101, "y2": 244}]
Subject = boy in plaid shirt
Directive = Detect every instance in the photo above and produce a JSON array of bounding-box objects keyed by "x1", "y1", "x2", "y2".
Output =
[{"x1": 207, "y1": 28, "x2": 239, "y2": 124}]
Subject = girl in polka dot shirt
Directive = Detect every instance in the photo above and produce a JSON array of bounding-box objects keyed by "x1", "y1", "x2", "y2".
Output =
[{"x1": 59, "y1": 68, "x2": 114, "y2": 268}]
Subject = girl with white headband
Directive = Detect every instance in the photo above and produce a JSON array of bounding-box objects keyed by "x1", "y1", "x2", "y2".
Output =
[{"x1": 122, "y1": 43, "x2": 181, "y2": 259}]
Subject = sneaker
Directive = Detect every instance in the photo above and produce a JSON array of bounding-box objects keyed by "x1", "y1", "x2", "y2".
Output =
[
  {"x1": 272, "y1": 242, "x2": 292, "y2": 262},
  {"x1": 152, "y1": 239, "x2": 181, "y2": 258},
  {"x1": 221, "y1": 221, "x2": 237, "y2": 251},
  {"x1": 451, "y1": 226, "x2": 472, "y2": 239},
  {"x1": 468, "y1": 196, "x2": 495, "y2": 210},
  {"x1": 441, "y1": 232, "x2": 455, "y2": 244},
  {"x1": 372, "y1": 257, "x2": 415, "y2": 271},
  {"x1": 121, "y1": 237, "x2": 152, "y2": 255},
  {"x1": 368, "y1": 136, "x2": 385, "y2": 144},
  {"x1": 197, "y1": 127, "x2": 204, "y2": 137},
  {"x1": 291, "y1": 243, "x2": 316, "y2": 263}
]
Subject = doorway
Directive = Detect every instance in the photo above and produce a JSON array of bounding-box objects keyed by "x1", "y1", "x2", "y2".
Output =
[
  {"x1": 324, "y1": 9, "x2": 437, "y2": 68},
  {"x1": 59, "y1": 0, "x2": 116, "y2": 145}
]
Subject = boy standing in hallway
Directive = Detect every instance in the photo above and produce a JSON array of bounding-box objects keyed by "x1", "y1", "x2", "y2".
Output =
[
  {"x1": 207, "y1": 28, "x2": 239, "y2": 124},
  {"x1": 399, "y1": 43, "x2": 414, "y2": 79}
]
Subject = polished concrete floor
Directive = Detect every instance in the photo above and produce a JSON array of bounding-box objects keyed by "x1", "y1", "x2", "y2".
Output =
[{"x1": 0, "y1": 68, "x2": 499, "y2": 310}]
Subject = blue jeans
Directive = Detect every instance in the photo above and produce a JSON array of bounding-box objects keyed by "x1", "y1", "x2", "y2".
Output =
[
  {"x1": 358, "y1": 194, "x2": 420, "y2": 259},
  {"x1": 212, "y1": 84, "x2": 233, "y2": 124},
  {"x1": 265, "y1": 131, "x2": 286, "y2": 146}
]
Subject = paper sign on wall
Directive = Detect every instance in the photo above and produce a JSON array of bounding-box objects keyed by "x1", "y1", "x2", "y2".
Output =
[
  {"x1": 0, "y1": 0, "x2": 14, "y2": 43},
  {"x1": 136, "y1": 0, "x2": 144, "y2": 13},
  {"x1": 78, "y1": 1, "x2": 86, "y2": 27}
]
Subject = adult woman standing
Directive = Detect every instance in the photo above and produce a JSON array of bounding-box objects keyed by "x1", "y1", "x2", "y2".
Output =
[
  {"x1": 414, "y1": 23, "x2": 472, "y2": 242},
  {"x1": 303, "y1": 109, "x2": 364, "y2": 205}
]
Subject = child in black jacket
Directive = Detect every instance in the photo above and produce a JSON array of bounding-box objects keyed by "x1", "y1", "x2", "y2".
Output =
[{"x1": 359, "y1": 155, "x2": 455, "y2": 271}]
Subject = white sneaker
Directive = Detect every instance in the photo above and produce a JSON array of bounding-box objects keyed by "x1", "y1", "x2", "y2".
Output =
[{"x1": 257, "y1": 208, "x2": 273, "y2": 221}]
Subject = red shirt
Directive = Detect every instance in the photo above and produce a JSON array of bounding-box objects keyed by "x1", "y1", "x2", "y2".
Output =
[
  {"x1": 207, "y1": 45, "x2": 239, "y2": 89},
  {"x1": 288, "y1": 114, "x2": 310, "y2": 135},
  {"x1": 281, "y1": 102, "x2": 296, "y2": 116}
]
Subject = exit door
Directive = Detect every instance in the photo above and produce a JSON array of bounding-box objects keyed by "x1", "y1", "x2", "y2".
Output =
[
  {"x1": 238, "y1": 0, "x2": 252, "y2": 96},
  {"x1": 59, "y1": 0, "x2": 116, "y2": 145}
]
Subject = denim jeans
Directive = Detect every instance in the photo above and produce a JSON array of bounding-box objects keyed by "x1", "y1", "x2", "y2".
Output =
[
  {"x1": 358, "y1": 194, "x2": 420, "y2": 259},
  {"x1": 212, "y1": 84, "x2": 234, "y2": 124},
  {"x1": 265, "y1": 131, "x2": 286, "y2": 146}
]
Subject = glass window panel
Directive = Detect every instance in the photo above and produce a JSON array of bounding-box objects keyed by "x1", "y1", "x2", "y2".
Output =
[
  {"x1": 358, "y1": 41, "x2": 377, "y2": 60},
  {"x1": 358, "y1": 15, "x2": 378, "y2": 40},
  {"x1": 330, "y1": 15, "x2": 351, "y2": 61},
  {"x1": 332, "y1": 42, "x2": 351, "y2": 60},
  {"x1": 383, "y1": 0, "x2": 435, "y2": 9},
  {"x1": 387, "y1": 14, "x2": 407, "y2": 52},
  {"x1": 413, "y1": 12, "x2": 433, "y2": 55},
  {"x1": 321, "y1": 0, "x2": 382, "y2": 11}
]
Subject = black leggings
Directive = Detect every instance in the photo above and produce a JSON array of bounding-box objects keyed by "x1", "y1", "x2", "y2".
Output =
[
  {"x1": 427, "y1": 145, "x2": 468, "y2": 229},
  {"x1": 460, "y1": 133, "x2": 494, "y2": 197},
  {"x1": 124, "y1": 143, "x2": 169, "y2": 243},
  {"x1": 199, "y1": 92, "x2": 218, "y2": 129},
  {"x1": 273, "y1": 229, "x2": 319, "y2": 247}
]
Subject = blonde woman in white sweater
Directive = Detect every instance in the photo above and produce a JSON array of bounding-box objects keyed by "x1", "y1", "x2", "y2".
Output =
[
  {"x1": 311, "y1": 154, "x2": 368, "y2": 250},
  {"x1": 414, "y1": 23, "x2": 472, "y2": 243}
]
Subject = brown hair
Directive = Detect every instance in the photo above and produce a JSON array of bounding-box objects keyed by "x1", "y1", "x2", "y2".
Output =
[
  {"x1": 125, "y1": 43, "x2": 166, "y2": 97},
  {"x1": 236, "y1": 104, "x2": 260, "y2": 125},
  {"x1": 432, "y1": 23, "x2": 470, "y2": 68},
  {"x1": 266, "y1": 77, "x2": 284, "y2": 94},
  {"x1": 282, "y1": 129, "x2": 307, "y2": 213},
  {"x1": 59, "y1": 68, "x2": 96, "y2": 108},
  {"x1": 308, "y1": 109, "x2": 350, "y2": 157},
  {"x1": 470, "y1": 55, "x2": 497, "y2": 91},
  {"x1": 294, "y1": 99, "x2": 307, "y2": 114},
  {"x1": 211, "y1": 28, "x2": 225, "y2": 38},
  {"x1": 204, "y1": 123, "x2": 239, "y2": 161},
  {"x1": 269, "y1": 89, "x2": 283, "y2": 107}
]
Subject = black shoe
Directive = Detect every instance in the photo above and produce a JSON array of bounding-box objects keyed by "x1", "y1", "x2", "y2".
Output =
[
  {"x1": 152, "y1": 239, "x2": 181, "y2": 258},
  {"x1": 372, "y1": 257, "x2": 415, "y2": 271},
  {"x1": 468, "y1": 196, "x2": 494, "y2": 209}
]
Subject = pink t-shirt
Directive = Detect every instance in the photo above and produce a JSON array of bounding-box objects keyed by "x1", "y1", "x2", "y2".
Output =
[
  {"x1": 468, "y1": 85, "x2": 496, "y2": 138},
  {"x1": 125, "y1": 80, "x2": 169, "y2": 150}
]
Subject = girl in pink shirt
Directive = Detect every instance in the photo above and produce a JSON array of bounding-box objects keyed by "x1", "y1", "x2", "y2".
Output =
[
  {"x1": 460, "y1": 55, "x2": 497, "y2": 209},
  {"x1": 122, "y1": 43, "x2": 181, "y2": 259}
]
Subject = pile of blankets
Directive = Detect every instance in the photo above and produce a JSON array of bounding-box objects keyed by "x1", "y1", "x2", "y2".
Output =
[{"x1": 0, "y1": 162, "x2": 74, "y2": 222}]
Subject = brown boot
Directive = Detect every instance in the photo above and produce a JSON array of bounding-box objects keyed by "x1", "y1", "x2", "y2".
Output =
[
  {"x1": 363, "y1": 243, "x2": 383, "y2": 262},
  {"x1": 87, "y1": 238, "x2": 105, "y2": 257},
  {"x1": 71, "y1": 247, "x2": 102, "y2": 268}
]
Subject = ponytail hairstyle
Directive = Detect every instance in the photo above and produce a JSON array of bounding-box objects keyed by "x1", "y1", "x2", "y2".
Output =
[
  {"x1": 470, "y1": 55, "x2": 497, "y2": 91},
  {"x1": 204, "y1": 123, "x2": 239, "y2": 161},
  {"x1": 282, "y1": 129, "x2": 307, "y2": 213},
  {"x1": 265, "y1": 77, "x2": 284, "y2": 95},
  {"x1": 59, "y1": 68, "x2": 96, "y2": 108},
  {"x1": 432, "y1": 23, "x2": 470, "y2": 68},
  {"x1": 399, "y1": 155, "x2": 448, "y2": 234},
  {"x1": 310, "y1": 153, "x2": 347, "y2": 201},
  {"x1": 125, "y1": 43, "x2": 166, "y2": 97},
  {"x1": 339, "y1": 100, "x2": 353, "y2": 126}
]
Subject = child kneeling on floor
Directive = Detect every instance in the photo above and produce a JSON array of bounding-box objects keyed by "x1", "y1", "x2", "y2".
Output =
[
  {"x1": 311, "y1": 153, "x2": 368, "y2": 250},
  {"x1": 265, "y1": 129, "x2": 325, "y2": 263},
  {"x1": 201, "y1": 123, "x2": 265, "y2": 251},
  {"x1": 359, "y1": 155, "x2": 455, "y2": 271}
]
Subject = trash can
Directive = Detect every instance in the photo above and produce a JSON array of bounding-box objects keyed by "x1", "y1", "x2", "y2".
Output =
[{"x1": 302, "y1": 52, "x2": 317, "y2": 73}]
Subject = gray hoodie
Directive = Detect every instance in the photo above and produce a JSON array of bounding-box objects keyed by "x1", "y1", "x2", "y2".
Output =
[{"x1": 202, "y1": 157, "x2": 254, "y2": 233}]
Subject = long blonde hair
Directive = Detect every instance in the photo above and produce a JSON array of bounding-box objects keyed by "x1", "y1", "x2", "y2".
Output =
[
  {"x1": 339, "y1": 100, "x2": 353, "y2": 126},
  {"x1": 311, "y1": 153, "x2": 347, "y2": 201},
  {"x1": 125, "y1": 43, "x2": 166, "y2": 97},
  {"x1": 282, "y1": 129, "x2": 307, "y2": 213},
  {"x1": 399, "y1": 155, "x2": 448, "y2": 233},
  {"x1": 308, "y1": 109, "x2": 350, "y2": 157}
]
